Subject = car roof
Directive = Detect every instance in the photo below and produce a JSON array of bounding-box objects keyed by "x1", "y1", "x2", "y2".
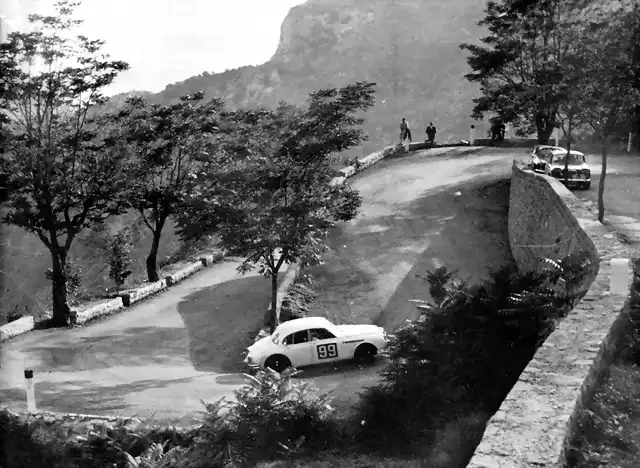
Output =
[
  {"x1": 538, "y1": 146, "x2": 585, "y2": 156},
  {"x1": 274, "y1": 316, "x2": 335, "y2": 335}
]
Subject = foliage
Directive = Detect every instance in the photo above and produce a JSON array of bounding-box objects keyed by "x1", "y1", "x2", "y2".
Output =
[
  {"x1": 101, "y1": 91, "x2": 225, "y2": 282},
  {"x1": 103, "y1": 228, "x2": 135, "y2": 295},
  {"x1": 557, "y1": 4, "x2": 640, "y2": 221},
  {"x1": 460, "y1": 0, "x2": 576, "y2": 143},
  {"x1": 176, "y1": 82, "x2": 373, "y2": 332},
  {"x1": 280, "y1": 277, "x2": 318, "y2": 322},
  {"x1": 414, "y1": 265, "x2": 460, "y2": 307},
  {"x1": 0, "y1": 410, "x2": 64, "y2": 468},
  {"x1": 216, "y1": 367, "x2": 339, "y2": 465},
  {"x1": 0, "y1": 0, "x2": 130, "y2": 326},
  {"x1": 354, "y1": 254, "x2": 590, "y2": 455},
  {"x1": 45, "y1": 261, "x2": 83, "y2": 306}
]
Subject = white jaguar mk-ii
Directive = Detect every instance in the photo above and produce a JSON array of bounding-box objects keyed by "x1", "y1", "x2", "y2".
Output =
[{"x1": 244, "y1": 316, "x2": 389, "y2": 372}]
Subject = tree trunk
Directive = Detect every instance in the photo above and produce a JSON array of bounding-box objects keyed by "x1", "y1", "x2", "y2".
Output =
[
  {"x1": 146, "y1": 228, "x2": 163, "y2": 282},
  {"x1": 50, "y1": 247, "x2": 70, "y2": 327},
  {"x1": 597, "y1": 135, "x2": 608, "y2": 222},
  {"x1": 564, "y1": 124, "x2": 572, "y2": 185},
  {"x1": 536, "y1": 113, "x2": 555, "y2": 144},
  {"x1": 265, "y1": 272, "x2": 279, "y2": 334}
]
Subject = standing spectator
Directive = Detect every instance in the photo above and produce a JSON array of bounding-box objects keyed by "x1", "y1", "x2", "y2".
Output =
[
  {"x1": 425, "y1": 122, "x2": 437, "y2": 145},
  {"x1": 400, "y1": 118, "x2": 412, "y2": 143}
]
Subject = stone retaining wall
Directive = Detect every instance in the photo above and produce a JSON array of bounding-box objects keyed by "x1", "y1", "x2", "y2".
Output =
[{"x1": 468, "y1": 162, "x2": 634, "y2": 467}]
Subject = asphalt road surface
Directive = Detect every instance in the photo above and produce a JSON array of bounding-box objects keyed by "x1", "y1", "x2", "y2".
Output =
[{"x1": 0, "y1": 147, "x2": 517, "y2": 426}]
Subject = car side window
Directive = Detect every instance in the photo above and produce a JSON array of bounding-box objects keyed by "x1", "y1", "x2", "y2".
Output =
[
  {"x1": 283, "y1": 330, "x2": 310, "y2": 345},
  {"x1": 309, "y1": 328, "x2": 336, "y2": 341}
]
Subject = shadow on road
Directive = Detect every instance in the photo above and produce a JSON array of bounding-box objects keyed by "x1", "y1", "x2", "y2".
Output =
[
  {"x1": 377, "y1": 177, "x2": 514, "y2": 331},
  {"x1": 0, "y1": 375, "x2": 200, "y2": 416},
  {"x1": 362, "y1": 176, "x2": 515, "y2": 331},
  {"x1": 25, "y1": 326, "x2": 190, "y2": 372},
  {"x1": 177, "y1": 275, "x2": 269, "y2": 374}
]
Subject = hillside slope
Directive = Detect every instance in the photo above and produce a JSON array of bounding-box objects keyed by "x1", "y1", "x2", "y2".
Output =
[
  {"x1": 0, "y1": 0, "x2": 491, "y2": 322},
  {"x1": 149, "y1": 0, "x2": 490, "y2": 155}
]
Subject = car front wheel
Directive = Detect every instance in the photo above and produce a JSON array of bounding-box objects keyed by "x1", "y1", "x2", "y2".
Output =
[
  {"x1": 264, "y1": 354, "x2": 292, "y2": 373},
  {"x1": 354, "y1": 343, "x2": 378, "y2": 362}
]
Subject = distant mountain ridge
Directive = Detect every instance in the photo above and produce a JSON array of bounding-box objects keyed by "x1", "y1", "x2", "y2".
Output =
[{"x1": 110, "y1": 0, "x2": 491, "y2": 155}]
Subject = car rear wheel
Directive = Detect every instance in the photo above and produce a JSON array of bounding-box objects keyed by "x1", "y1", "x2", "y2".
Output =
[
  {"x1": 264, "y1": 355, "x2": 292, "y2": 373},
  {"x1": 582, "y1": 182, "x2": 591, "y2": 189},
  {"x1": 354, "y1": 343, "x2": 378, "y2": 362}
]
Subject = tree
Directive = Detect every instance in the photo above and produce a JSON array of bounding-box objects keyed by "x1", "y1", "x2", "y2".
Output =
[
  {"x1": 103, "y1": 92, "x2": 224, "y2": 282},
  {"x1": 177, "y1": 82, "x2": 374, "y2": 332},
  {"x1": 104, "y1": 228, "x2": 134, "y2": 295},
  {"x1": 460, "y1": 0, "x2": 577, "y2": 143},
  {"x1": 555, "y1": 19, "x2": 584, "y2": 186},
  {"x1": 560, "y1": 4, "x2": 640, "y2": 221},
  {"x1": 0, "y1": 1, "x2": 130, "y2": 326}
]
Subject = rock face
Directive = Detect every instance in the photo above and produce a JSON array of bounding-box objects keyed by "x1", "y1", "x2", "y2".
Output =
[{"x1": 147, "y1": 0, "x2": 489, "y2": 155}]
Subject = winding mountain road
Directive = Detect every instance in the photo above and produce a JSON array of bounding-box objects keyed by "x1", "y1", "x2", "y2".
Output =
[{"x1": 0, "y1": 146, "x2": 518, "y2": 426}]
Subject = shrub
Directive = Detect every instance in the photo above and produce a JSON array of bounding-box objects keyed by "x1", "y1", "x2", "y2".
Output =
[
  {"x1": 354, "y1": 254, "x2": 589, "y2": 456},
  {"x1": 280, "y1": 277, "x2": 318, "y2": 322},
  {"x1": 196, "y1": 368, "x2": 340, "y2": 466},
  {"x1": 6, "y1": 305, "x2": 25, "y2": 322},
  {"x1": 104, "y1": 229, "x2": 134, "y2": 294},
  {"x1": 45, "y1": 260, "x2": 84, "y2": 306},
  {"x1": 0, "y1": 410, "x2": 64, "y2": 468}
]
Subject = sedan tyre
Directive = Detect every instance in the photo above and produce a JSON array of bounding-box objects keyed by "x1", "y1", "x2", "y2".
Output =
[
  {"x1": 264, "y1": 354, "x2": 292, "y2": 373},
  {"x1": 354, "y1": 343, "x2": 378, "y2": 362}
]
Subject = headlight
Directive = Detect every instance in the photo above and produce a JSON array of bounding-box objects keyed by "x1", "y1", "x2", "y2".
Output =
[{"x1": 579, "y1": 169, "x2": 591, "y2": 176}]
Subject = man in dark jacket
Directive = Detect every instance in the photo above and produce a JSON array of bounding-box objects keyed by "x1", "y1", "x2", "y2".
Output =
[
  {"x1": 400, "y1": 118, "x2": 412, "y2": 143},
  {"x1": 425, "y1": 122, "x2": 437, "y2": 145}
]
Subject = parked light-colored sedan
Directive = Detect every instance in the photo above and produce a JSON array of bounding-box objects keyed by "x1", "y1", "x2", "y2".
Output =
[
  {"x1": 528, "y1": 145, "x2": 591, "y2": 189},
  {"x1": 244, "y1": 316, "x2": 389, "y2": 372}
]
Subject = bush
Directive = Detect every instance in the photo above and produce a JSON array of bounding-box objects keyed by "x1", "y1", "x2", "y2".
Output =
[
  {"x1": 280, "y1": 277, "x2": 318, "y2": 322},
  {"x1": 44, "y1": 260, "x2": 85, "y2": 306},
  {"x1": 0, "y1": 410, "x2": 64, "y2": 468},
  {"x1": 354, "y1": 253, "x2": 590, "y2": 456},
  {"x1": 195, "y1": 367, "x2": 340, "y2": 466},
  {"x1": 104, "y1": 229, "x2": 134, "y2": 295}
]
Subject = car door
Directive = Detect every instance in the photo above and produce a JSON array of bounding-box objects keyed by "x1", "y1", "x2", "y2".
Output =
[
  {"x1": 309, "y1": 328, "x2": 343, "y2": 365},
  {"x1": 281, "y1": 330, "x2": 314, "y2": 367}
]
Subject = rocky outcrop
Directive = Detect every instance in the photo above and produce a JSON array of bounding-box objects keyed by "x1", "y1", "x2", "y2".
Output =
[{"x1": 152, "y1": 0, "x2": 489, "y2": 155}]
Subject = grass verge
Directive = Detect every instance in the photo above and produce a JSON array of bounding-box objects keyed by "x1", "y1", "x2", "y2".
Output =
[{"x1": 567, "y1": 259, "x2": 640, "y2": 468}]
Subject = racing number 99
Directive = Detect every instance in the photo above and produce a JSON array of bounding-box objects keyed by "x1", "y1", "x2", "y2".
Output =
[{"x1": 316, "y1": 343, "x2": 338, "y2": 360}]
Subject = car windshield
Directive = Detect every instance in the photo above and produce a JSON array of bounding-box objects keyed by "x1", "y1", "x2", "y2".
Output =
[
  {"x1": 552, "y1": 153, "x2": 583, "y2": 165},
  {"x1": 271, "y1": 332, "x2": 279, "y2": 345}
]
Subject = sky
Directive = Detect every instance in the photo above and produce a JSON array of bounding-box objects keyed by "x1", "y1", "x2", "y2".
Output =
[{"x1": 0, "y1": 0, "x2": 306, "y2": 95}]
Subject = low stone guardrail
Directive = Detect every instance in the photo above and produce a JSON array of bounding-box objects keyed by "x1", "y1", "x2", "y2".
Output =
[{"x1": 0, "y1": 252, "x2": 225, "y2": 342}]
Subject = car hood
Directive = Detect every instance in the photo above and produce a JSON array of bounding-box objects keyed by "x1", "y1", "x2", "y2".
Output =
[{"x1": 336, "y1": 324, "x2": 383, "y2": 336}]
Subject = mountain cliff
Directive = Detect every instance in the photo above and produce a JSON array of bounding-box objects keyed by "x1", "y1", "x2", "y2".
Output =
[{"x1": 144, "y1": 0, "x2": 491, "y2": 155}]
